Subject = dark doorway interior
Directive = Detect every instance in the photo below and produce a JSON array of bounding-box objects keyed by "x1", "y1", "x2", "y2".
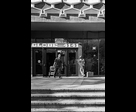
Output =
[
  {"x1": 46, "y1": 51, "x2": 56, "y2": 76},
  {"x1": 68, "y1": 50, "x2": 76, "y2": 76},
  {"x1": 35, "y1": 50, "x2": 42, "y2": 76}
]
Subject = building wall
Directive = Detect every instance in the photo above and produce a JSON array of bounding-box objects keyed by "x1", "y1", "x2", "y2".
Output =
[
  {"x1": 31, "y1": 31, "x2": 105, "y2": 40},
  {"x1": 31, "y1": 31, "x2": 105, "y2": 76},
  {"x1": 31, "y1": 0, "x2": 105, "y2": 22}
]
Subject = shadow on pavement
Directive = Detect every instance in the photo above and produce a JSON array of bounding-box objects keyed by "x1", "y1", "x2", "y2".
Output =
[
  {"x1": 82, "y1": 78, "x2": 105, "y2": 85},
  {"x1": 31, "y1": 103, "x2": 105, "y2": 109},
  {"x1": 31, "y1": 89, "x2": 105, "y2": 94}
]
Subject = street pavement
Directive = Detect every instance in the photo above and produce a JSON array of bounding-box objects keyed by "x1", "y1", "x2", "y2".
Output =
[{"x1": 31, "y1": 76, "x2": 105, "y2": 90}]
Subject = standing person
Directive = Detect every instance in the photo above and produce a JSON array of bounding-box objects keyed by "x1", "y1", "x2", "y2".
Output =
[
  {"x1": 77, "y1": 56, "x2": 85, "y2": 77},
  {"x1": 53, "y1": 53, "x2": 63, "y2": 79}
]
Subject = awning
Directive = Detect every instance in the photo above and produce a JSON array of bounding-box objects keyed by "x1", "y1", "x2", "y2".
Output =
[{"x1": 31, "y1": 22, "x2": 105, "y2": 31}]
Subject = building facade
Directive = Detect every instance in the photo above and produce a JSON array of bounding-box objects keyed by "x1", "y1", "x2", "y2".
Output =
[{"x1": 31, "y1": 0, "x2": 105, "y2": 77}]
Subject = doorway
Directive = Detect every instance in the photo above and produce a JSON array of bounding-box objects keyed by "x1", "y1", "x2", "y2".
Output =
[
  {"x1": 32, "y1": 48, "x2": 79, "y2": 77},
  {"x1": 46, "y1": 49, "x2": 56, "y2": 76},
  {"x1": 68, "y1": 49, "x2": 77, "y2": 76},
  {"x1": 33, "y1": 49, "x2": 43, "y2": 76},
  {"x1": 56, "y1": 49, "x2": 67, "y2": 76}
]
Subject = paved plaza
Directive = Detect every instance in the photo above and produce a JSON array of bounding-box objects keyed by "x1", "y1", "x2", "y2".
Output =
[{"x1": 31, "y1": 76, "x2": 105, "y2": 90}]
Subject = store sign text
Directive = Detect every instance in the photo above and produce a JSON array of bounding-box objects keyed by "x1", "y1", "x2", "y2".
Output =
[{"x1": 31, "y1": 43, "x2": 79, "y2": 48}]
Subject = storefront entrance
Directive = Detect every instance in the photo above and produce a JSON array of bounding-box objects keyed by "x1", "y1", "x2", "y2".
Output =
[
  {"x1": 45, "y1": 49, "x2": 56, "y2": 77},
  {"x1": 32, "y1": 48, "x2": 43, "y2": 76},
  {"x1": 32, "y1": 48, "x2": 78, "y2": 77},
  {"x1": 67, "y1": 49, "x2": 77, "y2": 76}
]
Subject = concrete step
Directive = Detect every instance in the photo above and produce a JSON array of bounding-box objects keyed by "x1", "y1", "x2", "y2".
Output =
[
  {"x1": 31, "y1": 99, "x2": 105, "y2": 104},
  {"x1": 31, "y1": 89, "x2": 105, "y2": 94},
  {"x1": 31, "y1": 89, "x2": 105, "y2": 112},
  {"x1": 31, "y1": 92, "x2": 105, "y2": 97},
  {"x1": 31, "y1": 96, "x2": 105, "y2": 101},
  {"x1": 31, "y1": 107, "x2": 105, "y2": 112},
  {"x1": 31, "y1": 103, "x2": 105, "y2": 109}
]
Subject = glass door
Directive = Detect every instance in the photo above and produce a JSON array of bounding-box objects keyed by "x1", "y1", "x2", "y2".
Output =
[
  {"x1": 67, "y1": 49, "x2": 77, "y2": 76},
  {"x1": 46, "y1": 49, "x2": 56, "y2": 76},
  {"x1": 56, "y1": 49, "x2": 67, "y2": 76},
  {"x1": 33, "y1": 48, "x2": 43, "y2": 76}
]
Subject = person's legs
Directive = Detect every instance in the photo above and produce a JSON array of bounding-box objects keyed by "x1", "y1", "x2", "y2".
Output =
[
  {"x1": 48, "y1": 66, "x2": 50, "y2": 77},
  {"x1": 58, "y1": 68, "x2": 62, "y2": 78},
  {"x1": 54, "y1": 67, "x2": 58, "y2": 78}
]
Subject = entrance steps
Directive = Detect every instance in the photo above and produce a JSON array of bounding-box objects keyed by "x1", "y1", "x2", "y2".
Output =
[{"x1": 31, "y1": 89, "x2": 105, "y2": 112}]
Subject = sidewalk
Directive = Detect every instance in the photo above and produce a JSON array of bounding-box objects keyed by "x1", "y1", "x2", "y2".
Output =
[{"x1": 31, "y1": 76, "x2": 105, "y2": 90}]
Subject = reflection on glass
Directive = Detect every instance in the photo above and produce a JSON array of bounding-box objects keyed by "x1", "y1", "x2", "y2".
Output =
[
  {"x1": 67, "y1": 38, "x2": 105, "y2": 76},
  {"x1": 77, "y1": 56, "x2": 85, "y2": 77},
  {"x1": 99, "y1": 39, "x2": 105, "y2": 75},
  {"x1": 68, "y1": 50, "x2": 76, "y2": 76}
]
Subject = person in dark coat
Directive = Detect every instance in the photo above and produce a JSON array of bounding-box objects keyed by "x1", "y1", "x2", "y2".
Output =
[{"x1": 53, "y1": 53, "x2": 63, "y2": 78}]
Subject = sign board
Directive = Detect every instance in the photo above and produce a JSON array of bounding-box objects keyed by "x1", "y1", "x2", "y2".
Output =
[
  {"x1": 31, "y1": 43, "x2": 79, "y2": 48},
  {"x1": 55, "y1": 38, "x2": 64, "y2": 43}
]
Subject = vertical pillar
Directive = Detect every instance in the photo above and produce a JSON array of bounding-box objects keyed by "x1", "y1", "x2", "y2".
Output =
[
  {"x1": 64, "y1": 50, "x2": 67, "y2": 76},
  {"x1": 98, "y1": 39, "x2": 100, "y2": 76},
  {"x1": 76, "y1": 49, "x2": 78, "y2": 76},
  {"x1": 33, "y1": 49, "x2": 36, "y2": 77},
  {"x1": 31, "y1": 48, "x2": 32, "y2": 77},
  {"x1": 42, "y1": 48, "x2": 46, "y2": 77}
]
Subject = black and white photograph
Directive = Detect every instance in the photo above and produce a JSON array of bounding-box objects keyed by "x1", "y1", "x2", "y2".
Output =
[{"x1": 31, "y1": 0, "x2": 105, "y2": 111}]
